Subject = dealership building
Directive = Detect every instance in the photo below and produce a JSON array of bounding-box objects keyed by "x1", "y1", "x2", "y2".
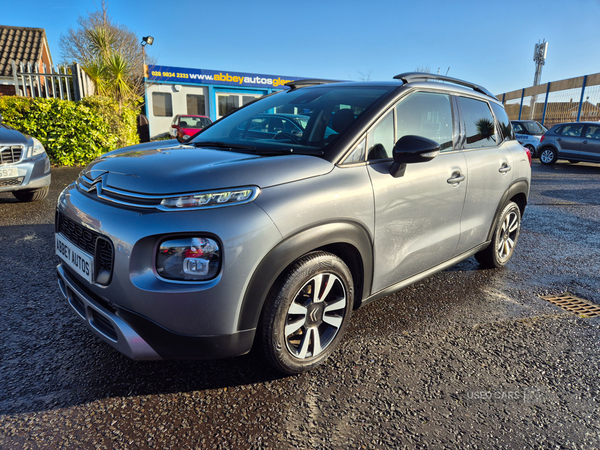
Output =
[{"x1": 144, "y1": 65, "x2": 307, "y2": 139}]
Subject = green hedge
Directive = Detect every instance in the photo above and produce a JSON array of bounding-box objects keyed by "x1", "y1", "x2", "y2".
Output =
[{"x1": 0, "y1": 96, "x2": 139, "y2": 166}]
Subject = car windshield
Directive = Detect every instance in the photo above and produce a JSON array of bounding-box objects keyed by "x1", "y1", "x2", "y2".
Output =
[
  {"x1": 190, "y1": 85, "x2": 393, "y2": 154},
  {"x1": 180, "y1": 116, "x2": 211, "y2": 128},
  {"x1": 522, "y1": 121, "x2": 547, "y2": 135}
]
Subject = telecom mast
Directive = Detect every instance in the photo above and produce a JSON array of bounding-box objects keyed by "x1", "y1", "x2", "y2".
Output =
[{"x1": 533, "y1": 40, "x2": 548, "y2": 86}]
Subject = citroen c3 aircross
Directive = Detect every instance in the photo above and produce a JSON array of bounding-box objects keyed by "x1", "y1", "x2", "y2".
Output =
[{"x1": 55, "y1": 73, "x2": 531, "y2": 374}]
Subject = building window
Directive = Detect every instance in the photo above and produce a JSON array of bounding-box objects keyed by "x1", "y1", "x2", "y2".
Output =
[
  {"x1": 216, "y1": 93, "x2": 261, "y2": 119},
  {"x1": 152, "y1": 92, "x2": 173, "y2": 117},
  {"x1": 187, "y1": 94, "x2": 206, "y2": 116}
]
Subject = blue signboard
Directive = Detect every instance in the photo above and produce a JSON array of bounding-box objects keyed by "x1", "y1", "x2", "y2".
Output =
[{"x1": 146, "y1": 65, "x2": 305, "y2": 89}]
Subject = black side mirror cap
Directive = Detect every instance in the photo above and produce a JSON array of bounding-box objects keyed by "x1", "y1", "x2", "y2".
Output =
[{"x1": 390, "y1": 135, "x2": 440, "y2": 178}]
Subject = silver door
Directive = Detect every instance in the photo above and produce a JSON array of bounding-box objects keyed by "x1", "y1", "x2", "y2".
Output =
[
  {"x1": 367, "y1": 91, "x2": 466, "y2": 293},
  {"x1": 455, "y1": 96, "x2": 515, "y2": 253}
]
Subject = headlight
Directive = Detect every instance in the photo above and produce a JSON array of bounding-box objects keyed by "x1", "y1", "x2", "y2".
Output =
[
  {"x1": 156, "y1": 237, "x2": 220, "y2": 281},
  {"x1": 159, "y1": 187, "x2": 259, "y2": 210},
  {"x1": 28, "y1": 138, "x2": 46, "y2": 158}
]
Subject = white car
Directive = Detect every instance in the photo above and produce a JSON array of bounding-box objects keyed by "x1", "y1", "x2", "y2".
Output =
[{"x1": 511, "y1": 120, "x2": 547, "y2": 157}]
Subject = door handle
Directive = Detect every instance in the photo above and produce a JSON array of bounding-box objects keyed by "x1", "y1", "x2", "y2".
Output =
[
  {"x1": 499, "y1": 164, "x2": 511, "y2": 173},
  {"x1": 583, "y1": 140, "x2": 588, "y2": 145},
  {"x1": 557, "y1": 138, "x2": 562, "y2": 141},
  {"x1": 447, "y1": 172, "x2": 465, "y2": 184}
]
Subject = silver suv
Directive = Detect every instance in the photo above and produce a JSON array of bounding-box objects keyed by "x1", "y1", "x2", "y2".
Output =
[{"x1": 55, "y1": 73, "x2": 531, "y2": 374}]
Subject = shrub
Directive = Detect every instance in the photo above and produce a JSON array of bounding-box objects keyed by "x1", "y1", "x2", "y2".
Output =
[{"x1": 0, "y1": 95, "x2": 140, "y2": 166}]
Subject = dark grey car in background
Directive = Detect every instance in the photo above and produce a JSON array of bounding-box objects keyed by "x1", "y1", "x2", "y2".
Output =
[
  {"x1": 55, "y1": 73, "x2": 531, "y2": 374},
  {"x1": 538, "y1": 121, "x2": 600, "y2": 165},
  {"x1": 0, "y1": 113, "x2": 51, "y2": 201}
]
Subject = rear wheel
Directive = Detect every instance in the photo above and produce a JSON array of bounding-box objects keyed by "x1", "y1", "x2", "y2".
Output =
[
  {"x1": 260, "y1": 251, "x2": 353, "y2": 374},
  {"x1": 475, "y1": 202, "x2": 521, "y2": 268},
  {"x1": 12, "y1": 186, "x2": 49, "y2": 202},
  {"x1": 539, "y1": 147, "x2": 558, "y2": 165}
]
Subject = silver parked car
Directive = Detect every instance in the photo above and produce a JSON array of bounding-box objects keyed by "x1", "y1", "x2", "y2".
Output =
[
  {"x1": 0, "y1": 113, "x2": 51, "y2": 201},
  {"x1": 538, "y1": 121, "x2": 600, "y2": 165},
  {"x1": 55, "y1": 73, "x2": 531, "y2": 374}
]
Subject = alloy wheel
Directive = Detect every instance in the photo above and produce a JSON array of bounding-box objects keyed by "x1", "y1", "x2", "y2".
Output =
[{"x1": 284, "y1": 273, "x2": 347, "y2": 359}]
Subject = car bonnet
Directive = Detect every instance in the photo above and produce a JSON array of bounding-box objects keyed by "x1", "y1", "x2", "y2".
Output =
[{"x1": 83, "y1": 145, "x2": 333, "y2": 195}]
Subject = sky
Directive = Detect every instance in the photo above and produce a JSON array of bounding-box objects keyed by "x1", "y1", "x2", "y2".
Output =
[{"x1": 3, "y1": 0, "x2": 600, "y2": 95}]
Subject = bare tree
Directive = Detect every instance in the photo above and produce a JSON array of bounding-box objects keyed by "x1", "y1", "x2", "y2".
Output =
[{"x1": 415, "y1": 66, "x2": 431, "y2": 73}]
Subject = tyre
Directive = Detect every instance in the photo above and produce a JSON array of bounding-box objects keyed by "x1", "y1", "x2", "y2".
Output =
[
  {"x1": 12, "y1": 186, "x2": 49, "y2": 202},
  {"x1": 475, "y1": 201, "x2": 521, "y2": 269},
  {"x1": 260, "y1": 251, "x2": 353, "y2": 374},
  {"x1": 525, "y1": 144, "x2": 536, "y2": 158},
  {"x1": 539, "y1": 147, "x2": 557, "y2": 165}
]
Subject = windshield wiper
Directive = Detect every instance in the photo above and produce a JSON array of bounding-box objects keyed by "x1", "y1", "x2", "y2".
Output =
[{"x1": 193, "y1": 141, "x2": 257, "y2": 150}]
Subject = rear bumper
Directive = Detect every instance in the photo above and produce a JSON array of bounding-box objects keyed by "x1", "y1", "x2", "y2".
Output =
[{"x1": 57, "y1": 264, "x2": 256, "y2": 360}]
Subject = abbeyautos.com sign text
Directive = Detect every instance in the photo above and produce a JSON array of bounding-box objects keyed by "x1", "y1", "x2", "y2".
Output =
[{"x1": 146, "y1": 65, "x2": 303, "y2": 89}]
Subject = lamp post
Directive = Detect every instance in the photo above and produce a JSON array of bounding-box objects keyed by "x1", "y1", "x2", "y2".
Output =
[{"x1": 141, "y1": 36, "x2": 154, "y2": 78}]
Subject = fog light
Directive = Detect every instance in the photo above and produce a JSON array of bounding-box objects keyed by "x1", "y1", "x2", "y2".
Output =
[{"x1": 156, "y1": 237, "x2": 220, "y2": 281}]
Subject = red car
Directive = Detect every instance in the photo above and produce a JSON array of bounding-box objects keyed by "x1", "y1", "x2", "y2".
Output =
[{"x1": 170, "y1": 115, "x2": 212, "y2": 140}]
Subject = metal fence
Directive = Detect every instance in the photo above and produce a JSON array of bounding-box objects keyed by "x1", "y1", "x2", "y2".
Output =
[
  {"x1": 496, "y1": 72, "x2": 600, "y2": 129},
  {"x1": 11, "y1": 61, "x2": 95, "y2": 101}
]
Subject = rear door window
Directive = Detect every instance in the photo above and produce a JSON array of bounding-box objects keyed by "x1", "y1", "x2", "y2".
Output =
[{"x1": 458, "y1": 97, "x2": 497, "y2": 149}]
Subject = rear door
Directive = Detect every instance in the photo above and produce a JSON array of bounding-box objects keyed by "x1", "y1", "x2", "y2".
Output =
[
  {"x1": 581, "y1": 124, "x2": 600, "y2": 162},
  {"x1": 455, "y1": 96, "x2": 515, "y2": 254},
  {"x1": 367, "y1": 91, "x2": 467, "y2": 292},
  {"x1": 555, "y1": 123, "x2": 584, "y2": 158}
]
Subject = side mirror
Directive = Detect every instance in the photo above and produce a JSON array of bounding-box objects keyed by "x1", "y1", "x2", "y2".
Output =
[
  {"x1": 390, "y1": 135, "x2": 440, "y2": 178},
  {"x1": 171, "y1": 124, "x2": 178, "y2": 128}
]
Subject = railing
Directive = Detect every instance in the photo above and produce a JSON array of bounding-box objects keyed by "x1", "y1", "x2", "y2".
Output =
[
  {"x1": 11, "y1": 61, "x2": 95, "y2": 101},
  {"x1": 496, "y1": 72, "x2": 600, "y2": 128}
]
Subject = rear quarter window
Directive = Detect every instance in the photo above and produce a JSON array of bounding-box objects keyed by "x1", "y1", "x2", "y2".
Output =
[{"x1": 491, "y1": 103, "x2": 515, "y2": 142}]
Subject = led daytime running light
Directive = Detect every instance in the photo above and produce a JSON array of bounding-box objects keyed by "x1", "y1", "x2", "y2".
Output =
[{"x1": 160, "y1": 188, "x2": 257, "y2": 210}]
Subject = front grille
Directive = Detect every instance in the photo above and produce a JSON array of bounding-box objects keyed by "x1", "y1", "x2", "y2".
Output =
[
  {"x1": 0, "y1": 177, "x2": 24, "y2": 187},
  {"x1": 57, "y1": 213, "x2": 115, "y2": 286},
  {"x1": 0, "y1": 145, "x2": 24, "y2": 164}
]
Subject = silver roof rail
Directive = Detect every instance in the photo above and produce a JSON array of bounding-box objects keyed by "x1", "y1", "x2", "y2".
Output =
[{"x1": 393, "y1": 72, "x2": 496, "y2": 100}]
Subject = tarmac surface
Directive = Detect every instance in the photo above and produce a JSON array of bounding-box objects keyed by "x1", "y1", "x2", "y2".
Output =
[{"x1": 1, "y1": 161, "x2": 599, "y2": 449}]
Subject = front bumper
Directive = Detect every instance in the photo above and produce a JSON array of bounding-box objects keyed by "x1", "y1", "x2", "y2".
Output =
[
  {"x1": 0, "y1": 153, "x2": 51, "y2": 192},
  {"x1": 57, "y1": 263, "x2": 256, "y2": 360}
]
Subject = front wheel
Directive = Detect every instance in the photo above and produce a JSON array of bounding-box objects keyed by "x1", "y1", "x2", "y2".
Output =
[
  {"x1": 260, "y1": 252, "x2": 353, "y2": 375},
  {"x1": 539, "y1": 147, "x2": 558, "y2": 165},
  {"x1": 12, "y1": 186, "x2": 49, "y2": 202},
  {"x1": 475, "y1": 202, "x2": 521, "y2": 268}
]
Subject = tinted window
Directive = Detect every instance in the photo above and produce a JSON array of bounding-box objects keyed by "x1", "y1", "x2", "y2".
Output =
[
  {"x1": 559, "y1": 123, "x2": 584, "y2": 137},
  {"x1": 459, "y1": 97, "x2": 497, "y2": 149},
  {"x1": 584, "y1": 124, "x2": 600, "y2": 140},
  {"x1": 367, "y1": 110, "x2": 394, "y2": 160},
  {"x1": 152, "y1": 92, "x2": 173, "y2": 117},
  {"x1": 396, "y1": 92, "x2": 454, "y2": 151},
  {"x1": 491, "y1": 103, "x2": 515, "y2": 142}
]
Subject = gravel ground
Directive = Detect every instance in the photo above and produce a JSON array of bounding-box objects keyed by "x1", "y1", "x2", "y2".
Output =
[{"x1": 1, "y1": 161, "x2": 599, "y2": 449}]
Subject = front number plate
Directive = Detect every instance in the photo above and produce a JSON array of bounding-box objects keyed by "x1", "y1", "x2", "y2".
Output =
[
  {"x1": 0, "y1": 167, "x2": 18, "y2": 178},
  {"x1": 55, "y1": 233, "x2": 94, "y2": 284}
]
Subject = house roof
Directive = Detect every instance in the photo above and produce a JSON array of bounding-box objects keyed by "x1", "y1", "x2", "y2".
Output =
[{"x1": 0, "y1": 25, "x2": 51, "y2": 77}]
